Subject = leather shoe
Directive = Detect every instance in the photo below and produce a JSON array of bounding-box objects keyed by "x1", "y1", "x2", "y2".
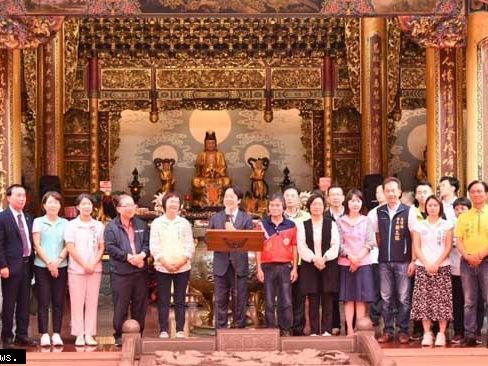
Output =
[
  {"x1": 398, "y1": 334, "x2": 410, "y2": 344},
  {"x1": 464, "y1": 337, "x2": 477, "y2": 347},
  {"x1": 14, "y1": 337, "x2": 38, "y2": 347},
  {"x1": 2, "y1": 337, "x2": 14, "y2": 349},
  {"x1": 377, "y1": 334, "x2": 393, "y2": 343}
]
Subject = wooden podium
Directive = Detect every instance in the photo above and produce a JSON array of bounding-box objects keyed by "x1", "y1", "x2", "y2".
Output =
[
  {"x1": 206, "y1": 229, "x2": 264, "y2": 327},
  {"x1": 206, "y1": 229, "x2": 264, "y2": 253}
]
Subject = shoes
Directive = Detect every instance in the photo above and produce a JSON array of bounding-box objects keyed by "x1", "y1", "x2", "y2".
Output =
[
  {"x1": 451, "y1": 334, "x2": 463, "y2": 344},
  {"x1": 51, "y1": 333, "x2": 63, "y2": 347},
  {"x1": 377, "y1": 334, "x2": 393, "y2": 343},
  {"x1": 464, "y1": 337, "x2": 477, "y2": 347},
  {"x1": 409, "y1": 333, "x2": 423, "y2": 342},
  {"x1": 476, "y1": 335, "x2": 483, "y2": 345},
  {"x1": 435, "y1": 332, "x2": 446, "y2": 347},
  {"x1": 84, "y1": 335, "x2": 97, "y2": 346},
  {"x1": 321, "y1": 331, "x2": 332, "y2": 337},
  {"x1": 2, "y1": 337, "x2": 14, "y2": 349},
  {"x1": 398, "y1": 334, "x2": 410, "y2": 344},
  {"x1": 280, "y1": 330, "x2": 292, "y2": 337},
  {"x1": 421, "y1": 332, "x2": 433, "y2": 346},
  {"x1": 309, "y1": 333, "x2": 318, "y2": 337},
  {"x1": 75, "y1": 335, "x2": 85, "y2": 346},
  {"x1": 175, "y1": 331, "x2": 185, "y2": 338},
  {"x1": 159, "y1": 331, "x2": 169, "y2": 339},
  {"x1": 114, "y1": 337, "x2": 122, "y2": 347},
  {"x1": 14, "y1": 337, "x2": 38, "y2": 347},
  {"x1": 40, "y1": 333, "x2": 51, "y2": 347},
  {"x1": 331, "y1": 328, "x2": 340, "y2": 336}
]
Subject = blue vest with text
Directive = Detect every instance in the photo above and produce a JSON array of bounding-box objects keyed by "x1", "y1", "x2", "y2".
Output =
[{"x1": 377, "y1": 203, "x2": 412, "y2": 263}]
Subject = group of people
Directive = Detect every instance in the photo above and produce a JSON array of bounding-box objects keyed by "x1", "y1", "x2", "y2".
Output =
[{"x1": 0, "y1": 174, "x2": 487, "y2": 349}]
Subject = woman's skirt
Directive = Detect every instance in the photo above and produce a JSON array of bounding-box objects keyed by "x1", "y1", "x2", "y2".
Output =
[
  {"x1": 339, "y1": 264, "x2": 375, "y2": 302},
  {"x1": 410, "y1": 265, "x2": 453, "y2": 321}
]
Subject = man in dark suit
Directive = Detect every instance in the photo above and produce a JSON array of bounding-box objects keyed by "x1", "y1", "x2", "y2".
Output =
[
  {"x1": 0, "y1": 184, "x2": 37, "y2": 348},
  {"x1": 104, "y1": 194, "x2": 150, "y2": 347},
  {"x1": 208, "y1": 186, "x2": 254, "y2": 328}
]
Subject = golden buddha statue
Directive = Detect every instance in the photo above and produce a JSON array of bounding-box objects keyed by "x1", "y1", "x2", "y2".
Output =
[{"x1": 192, "y1": 131, "x2": 231, "y2": 207}]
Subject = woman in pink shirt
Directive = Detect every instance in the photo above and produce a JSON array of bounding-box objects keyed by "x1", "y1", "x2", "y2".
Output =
[
  {"x1": 64, "y1": 194, "x2": 105, "y2": 347},
  {"x1": 337, "y1": 189, "x2": 376, "y2": 336}
]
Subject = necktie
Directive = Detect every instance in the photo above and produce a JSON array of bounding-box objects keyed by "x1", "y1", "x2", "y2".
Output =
[{"x1": 17, "y1": 214, "x2": 30, "y2": 257}]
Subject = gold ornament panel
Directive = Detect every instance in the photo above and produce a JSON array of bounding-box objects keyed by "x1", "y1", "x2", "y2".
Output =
[{"x1": 101, "y1": 69, "x2": 151, "y2": 90}]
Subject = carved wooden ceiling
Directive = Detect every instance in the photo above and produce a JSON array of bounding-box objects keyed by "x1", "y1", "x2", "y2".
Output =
[{"x1": 78, "y1": 17, "x2": 345, "y2": 61}]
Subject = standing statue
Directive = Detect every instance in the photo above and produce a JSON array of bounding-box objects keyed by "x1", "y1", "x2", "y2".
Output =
[
  {"x1": 248, "y1": 157, "x2": 270, "y2": 200},
  {"x1": 192, "y1": 131, "x2": 231, "y2": 207},
  {"x1": 154, "y1": 158, "x2": 175, "y2": 194}
]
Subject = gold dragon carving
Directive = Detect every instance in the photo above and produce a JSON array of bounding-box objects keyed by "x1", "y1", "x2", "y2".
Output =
[
  {"x1": 344, "y1": 18, "x2": 360, "y2": 111},
  {"x1": 64, "y1": 17, "x2": 80, "y2": 113}
]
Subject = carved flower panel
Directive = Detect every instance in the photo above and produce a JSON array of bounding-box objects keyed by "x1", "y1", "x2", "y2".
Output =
[
  {"x1": 64, "y1": 109, "x2": 90, "y2": 134},
  {"x1": 400, "y1": 68, "x2": 426, "y2": 89},
  {"x1": 64, "y1": 161, "x2": 90, "y2": 190},
  {"x1": 65, "y1": 139, "x2": 90, "y2": 158},
  {"x1": 332, "y1": 158, "x2": 361, "y2": 191},
  {"x1": 74, "y1": 68, "x2": 86, "y2": 91},
  {"x1": 271, "y1": 68, "x2": 321, "y2": 89},
  {"x1": 101, "y1": 69, "x2": 151, "y2": 90},
  {"x1": 332, "y1": 108, "x2": 360, "y2": 133},
  {"x1": 333, "y1": 137, "x2": 360, "y2": 155},
  {"x1": 156, "y1": 69, "x2": 265, "y2": 89}
]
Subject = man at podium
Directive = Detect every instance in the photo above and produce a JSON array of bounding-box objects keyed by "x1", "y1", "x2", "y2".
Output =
[{"x1": 208, "y1": 186, "x2": 254, "y2": 328}]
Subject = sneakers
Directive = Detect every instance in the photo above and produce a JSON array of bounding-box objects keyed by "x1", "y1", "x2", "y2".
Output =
[
  {"x1": 84, "y1": 335, "x2": 97, "y2": 346},
  {"x1": 451, "y1": 334, "x2": 463, "y2": 344},
  {"x1": 421, "y1": 332, "x2": 433, "y2": 346},
  {"x1": 435, "y1": 332, "x2": 446, "y2": 347},
  {"x1": 175, "y1": 331, "x2": 185, "y2": 338},
  {"x1": 331, "y1": 328, "x2": 340, "y2": 336},
  {"x1": 51, "y1": 333, "x2": 63, "y2": 347},
  {"x1": 159, "y1": 331, "x2": 169, "y2": 339},
  {"x1": 40, "y1": 333, "x2": 51, "y2": 347},
  {"x1": 322, "y1": 331, "x2": 332, "y2": 337},
  {"x1": 75, "y1": 335, "x2": 85, "y2": 346},
  {"x1": 309, "y1": 334, "x2": 318, "y2": 336},
  {"x1": 114, "y1": 337, "x2": 122, "y2": 347}
]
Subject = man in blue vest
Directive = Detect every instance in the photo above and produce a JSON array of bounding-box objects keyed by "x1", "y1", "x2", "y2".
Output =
[{"x1": 370, "y1": 177, "x2": 416, "y2": 344}]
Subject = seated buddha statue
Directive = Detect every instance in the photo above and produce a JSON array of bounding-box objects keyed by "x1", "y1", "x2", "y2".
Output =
[{"x1": 192, "y1": 131, "x2": 231, "y2": 207}]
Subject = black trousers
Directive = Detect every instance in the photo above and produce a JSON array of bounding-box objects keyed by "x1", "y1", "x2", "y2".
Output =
[
  {"x1": 214, "y1": 264, "x2": 247, "y2": 328},
  {"x1": 451, "y1": 275, "x2": 464, "y2": 336},
  {"x1": 34, "y1": 265, "x2": 67, "y2": 334},
  {"x1": 1, "y1": 261, "x2": 32, "y2": 340},
  {"x1": 111, "y1": 271, "x2": 149, "y2": 338},
  {"x1": 309, "y1": 293, "x2": 334, "y2": 335},
  {"x1": 155, "y1": 270, "x2": 189, "y2": 333},
  {"x1": 332, "y1": 293, "x2": 341, "y2": 330},
  {"x1": 292, "y1": 266, "x2": 305, "y2": 335}
]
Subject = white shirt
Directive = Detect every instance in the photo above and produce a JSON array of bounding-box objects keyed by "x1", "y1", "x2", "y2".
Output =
[
  {"x1": 297, "y1": 219, "x2": 340, "y2": 263},
  {"x1": 367, "y1": 207, "x2": 380, "y2": 263},
  {"x1": 413, "y1": 218, "x2": 453, "y2": 267},
  {"x1": 442, "y1": 197, "x2": 457, "y2": 226},
  {"x1": 370, "y1": 202, "x2": 416, "y2": 233}
]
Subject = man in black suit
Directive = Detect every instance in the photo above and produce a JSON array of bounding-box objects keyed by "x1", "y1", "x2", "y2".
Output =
[
  {"x1": 208, "y1": 186, "x2": 254, "y2": 328},
  {"x1": 0, "y1": 184, "x2": 37, "y2": 348}
]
